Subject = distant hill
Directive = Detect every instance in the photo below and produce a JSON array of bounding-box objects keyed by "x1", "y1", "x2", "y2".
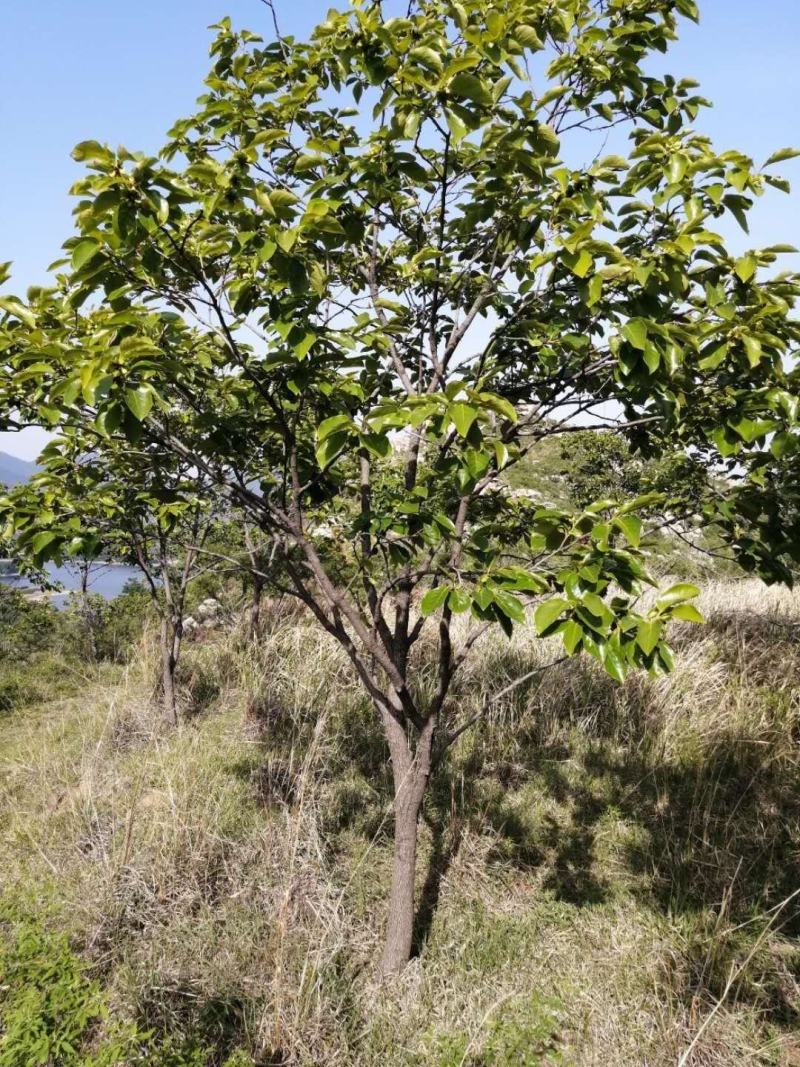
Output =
[{"x1": 0, "y1": 451, "x2": 37, "y2": 487}]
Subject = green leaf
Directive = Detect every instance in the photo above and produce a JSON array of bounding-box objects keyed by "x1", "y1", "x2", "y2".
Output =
[
  {"x1": 72, "y1": 239, "x2": 100, "y2": 271},
  {"x1": 258, "y1": 239, "x2": 277, "y2": 263},
  {"x1": 658, "y1": 644, "x2": 676, "y2": 672},
  {"x1": 255, "y1": 188, "x2": 276, "y2": 215},
  {"x1": 643, "y1": 342, "x2": 660, "y2": 374},
  {"x1": 451, "y1": 3, "x2": 468, "y2": 29},
  {"x1": 535, "y1": 597, "x2": 569, "y2": 634},
  {"x1": 564, "y1": 249, "x2": 593, "y2": 278},
  {"x1": 448, "y1": 401, "x2": 478, "y2": 438},
  {"x1": 671, "y1": 603, "x2": 705, "y2": 624},
  {"x1": 421, "y1": 586, "x2": 450, "y2": 616},
  {"x1": 615, "y1": 514, "x2": 642, "y2": 547},
  {"x1": 618, "y1": 493, "x2": 664, "y2": 516},
  {"x1": 656, "y1": 582, "x2": 700, "y2": 609},
  {"x1": 124, "y1": 386, "x2": 153, "y2": 421},
  {"x1": 496, "y1": 567, "x2": 547, "y2": 594},
  {"x1": 317, "y1": 414, "x2": 352, "y2": 441},
  {"x1": 445, "y1": 108, "x2": 468, "y2": 144},
  {"x1": 434, "y1": 512, "x2": 457, "y2": 535},
  {"x1": 581, "y1": 592, "x2": 612, "y2": 625},
  {"x1": 403, "y1": 113, "x2": 421, "y2": 141},
  {"x1": 622, "y1": 319, "x2": 648, "y2": 350},
  {"x1": 493, "y1": 590, "x2": 526, "y2": 624},
  {"x1": 771, "y1": 431, "x2": 797, "y2": 459},
  {"x1": 515, "y1": 23, "x2": 544, "y2": 49},
  {"x1": 742, "y1": 335, "x2": 763, "y2": 368},
  {"x1": 71, "y1": 139, "x2": 110, "y2": 162},
  {"x1": 448, "y1": 73, "x2": 493, "y2": 107},
  {"x1": 276, "y1": 228, "x2": 298, "y2": 253},
  {"x1": 669, "y1": 154, "x2": 688, "y2": 184},
  {"x1": 636, "y1": 619, "x2": 661, "y2": 655},
  {"x1": 0, "y1": 296, "x2": 35, "y2": 326},
  {"x1": 448, "y1": 588, "x2": 473, "y2": 614},
  {"x1": 763, "y1": 147, "x2": 800, "y2": 167},
  {"x1": 31, "y1": 531, "x2": 59, "y2": 556},
  {"x1": 698, "y1": 342, "x2": 729, "y2": 371},
  {"x1": 486, "y1": 11, "x2": 504, "y2": 38},
  {"x1": 360, "y1": 432, "x2": 391, "y2": 458},
  {"x1": 480, "y1": 393, "x2": 518, "y2": 423},
  {"x1": 291, "y1": 330, "x2": 317, "y2": 358},
  {"x1": 734, "y1": 254, "x2": 757, "y2": 283},
  {"x1": 494, "y1": 442, "x2": 510, "y2": 469},
  {"x1": 561, "y1": 620, "x2": 582, "y2": 655},
  {"x1": 315, "y1": 431, "x2": 347, "y2": 470},
  {"x1": 410, "y1": 46, "x2": 444, "y2": 74},
  {"x1": 586, "y1": 274, "x2": 603, "y2": 307},
  {"x1": 602, "y1": 645, "x2": 626, "y2": 683},
  {"x1": 731, "y1": 416, "x2": 777, "y2": 444},
  {"x1": 529, "y1": 123, "x2": 560, "y2": 156},
  {"x1": 710, "y1": 427, "x2": 740, "y2": 458}
]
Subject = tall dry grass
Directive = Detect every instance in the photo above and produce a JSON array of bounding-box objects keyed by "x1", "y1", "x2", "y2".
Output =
[{"x1": 0, "y1": 580, "x2": 798, "y2": 1065}]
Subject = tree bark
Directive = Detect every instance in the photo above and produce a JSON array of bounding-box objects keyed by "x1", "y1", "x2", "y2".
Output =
[
  {"x1": 380, "y1": 783, "x2": 425, "y2": 975},
  {"x1": 378, "y1": 711, "x2": 435, "y2": 977},
  {"x1": 160, "y1": 616, "x2": 179, "y2": 727},
  {"x1": 249, "y1": 576, "x2": 264, "y2": 642},
  {"x1": 78, "y1": 562, "x2": 97, "y2": 662}
]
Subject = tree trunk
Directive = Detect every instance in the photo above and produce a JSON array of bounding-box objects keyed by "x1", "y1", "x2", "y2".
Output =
[
  {"x1": 160, "y1": 616, "x2": 178, "y2": 727},
  {"x1": 378, "y1": 712, "x2": 435, "y2": 977},
  {"x1": 380, "y1": 785, "x2": 426, "y2": 975},
  {"x1": 79, "y1": 564, "x2": 97, "y2": 662},
  {"x1": 249, "y1": 577, "x2": 264, "y2": 642}
]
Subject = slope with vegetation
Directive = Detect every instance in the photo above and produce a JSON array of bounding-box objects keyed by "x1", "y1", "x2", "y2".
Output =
[
  {"x1": 3, "y1": 0, "x2": 800, "y2": 976},
  {"x1": 1, "y1": 0, "x2": 800, "y2": 1060},
  {"x1": 1, "y1": 577, "x2": 799, "y2": 1065}
]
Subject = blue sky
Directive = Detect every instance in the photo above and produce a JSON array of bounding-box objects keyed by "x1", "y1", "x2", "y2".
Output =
[{"x1": 2, "y1": 0, "x2": 799, "y2": 459}]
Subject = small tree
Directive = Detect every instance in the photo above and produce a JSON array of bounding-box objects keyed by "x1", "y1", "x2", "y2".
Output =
[
  {"x1": 3, "y1": 435, "x2": 219, "y2": 725},
  {"x1": 2, "y1": 0, "x2": 800, "y2": 973}
]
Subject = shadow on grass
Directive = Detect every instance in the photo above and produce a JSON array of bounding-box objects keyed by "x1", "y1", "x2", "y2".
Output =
[
  {"x1": 221, "y1": 607, "x2": 800, "y2": 1036},
  {"x1": 410, "y1": 611, "x2": 800, "y2": 1025}
]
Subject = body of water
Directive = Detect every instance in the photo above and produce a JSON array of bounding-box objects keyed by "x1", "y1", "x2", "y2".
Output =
[{"x1": 0, "y1": 561, "x2": 143, "y2": 605}]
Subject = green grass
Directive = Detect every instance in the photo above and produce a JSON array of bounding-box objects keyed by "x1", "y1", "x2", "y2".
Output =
[{"x1": 1, "y1": 581, "x2": 799, "y2": 1065}]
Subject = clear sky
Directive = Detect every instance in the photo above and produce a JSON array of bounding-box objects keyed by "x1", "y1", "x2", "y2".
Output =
[{"x1": 2, "y1": 0, "x2": 799, "y2": 459}]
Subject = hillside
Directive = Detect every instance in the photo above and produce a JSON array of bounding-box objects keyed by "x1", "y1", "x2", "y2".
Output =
[
  {"x1": 0, "y1": 450, "x2": 37, "y2": 487},
  {"x1": 1, "y1": 581, "x2": 799, "y2": 1066}
]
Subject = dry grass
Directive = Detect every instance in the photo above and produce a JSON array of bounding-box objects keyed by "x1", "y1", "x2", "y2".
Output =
[{"x1": 1, "y1": 580, "x2": 799, "y2": 1065}]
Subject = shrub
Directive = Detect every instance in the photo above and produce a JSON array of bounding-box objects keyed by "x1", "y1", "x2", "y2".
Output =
[
  {"x1": 0, "y1": 905, "x2": 252, "y2": 1066},
  {"x1": 0, "y1": 585, "x2": 61, "y2": 661}
]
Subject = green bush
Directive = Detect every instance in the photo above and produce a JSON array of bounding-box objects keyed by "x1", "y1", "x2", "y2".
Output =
[
  {"x1": 557, "y1": 431, "x2": 708, "y2": 512},
  {"x1": 0, "y1": 907, "x2": 121, "y2": 1066},
  {"x1": 0, "y1": 653, "x2": 77, "y2": 714},
  {"x1": 0, "y1": 586, "x2": 62, "y2": 661},
  {"x1": 0, "y1": 580, "x2": 157, "y2": 714},
  {"x1": 418, "y1": 995, "x2": 564, "y2": 1066},
  {"x1": 99, "y1": 580, "x2": 152, "y2": 660},
  {"x1": 61, "y1": 582, "x2": 153, "y2": 664},
  {"x1": 0, "y1": 906, "x2": 254, "y2": 1066},
  {"x1": 0, "y1": 587, "x2": 73, "y2": 714}
]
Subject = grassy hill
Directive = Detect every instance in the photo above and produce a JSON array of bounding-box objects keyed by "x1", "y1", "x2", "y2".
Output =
[{"x1": 1, "y1": 581, "x2": 799, "y2": 1065}]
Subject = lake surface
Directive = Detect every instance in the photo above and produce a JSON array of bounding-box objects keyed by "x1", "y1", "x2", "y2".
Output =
[{"x1": 0, "y1": 562, "x2": 143, "y2": 605}]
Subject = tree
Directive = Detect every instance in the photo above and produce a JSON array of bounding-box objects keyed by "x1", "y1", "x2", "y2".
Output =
[
  {"x1": 3, "y1": 433, "x2": 220, "y2": 725},
  {"x1": 548, "y1": 428, "x2": 711, "y2": 526},
  {"x1": 1, "y1": 0, "x2": 799, "y2": 974}
]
